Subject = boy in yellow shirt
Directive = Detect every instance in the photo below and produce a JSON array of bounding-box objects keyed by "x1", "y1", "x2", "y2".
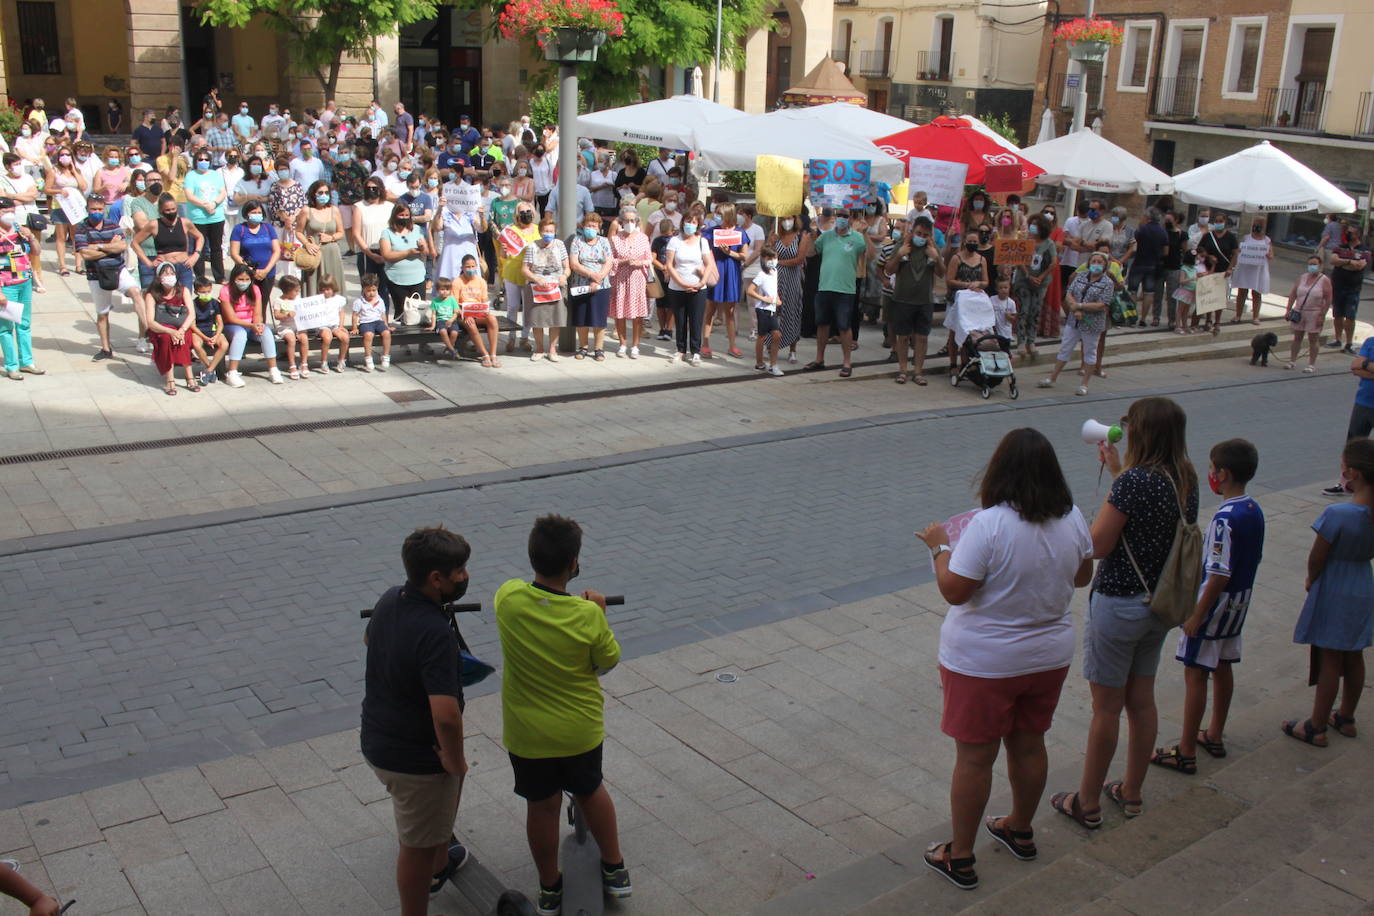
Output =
[{"x1": 495, "y1": 515, "x2": 630, "y2": 916}]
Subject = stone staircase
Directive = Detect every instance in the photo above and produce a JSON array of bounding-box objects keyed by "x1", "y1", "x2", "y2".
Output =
[{"x1": 750, "y1": 674, "x2": 1373, "y2": 916}]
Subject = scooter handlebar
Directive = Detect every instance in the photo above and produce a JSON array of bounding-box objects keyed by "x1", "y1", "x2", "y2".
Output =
[{"x1": 360, "y1": 601, "x2": 483, "y2": 620}]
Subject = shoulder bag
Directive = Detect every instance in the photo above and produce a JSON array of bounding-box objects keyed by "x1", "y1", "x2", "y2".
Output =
[
  {"x1": 1287, "y1": 281, "x2": 1315, "y2": 324},
  {"x1": 1121, "y1": 470, "x2": 1203, "y2": 627}
]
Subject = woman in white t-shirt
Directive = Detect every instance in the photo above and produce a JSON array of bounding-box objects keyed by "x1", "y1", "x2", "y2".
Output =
[
  {"x1": 663, "y1": 203, "x2": 713, "y2": 365},
  {"x1": 916, "y1": 428, "x2": 1094, "y2": 890}
]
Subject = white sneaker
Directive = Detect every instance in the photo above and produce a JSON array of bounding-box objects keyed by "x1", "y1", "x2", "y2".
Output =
[
  {"x1": 224, "y1": 370, "x2": 245, "y2": 388},
  {"x1": 670, "y1": 352, "x2": 683, "y2": 364},
  {"x1": 690, "y1": 353, "x2": 702, "y2": 367},
  {"x1": 380, "y1": 355, "x2": 390, "y2": 371},
  {"x1": 137, "y1": 338, "x2": 151, "y2": 355},
  {"x1": 629, "y1": 347, "x2": 639, "y2": 359},
  {"x1": 530, "y1": 351, "x2": 544, "y2": 361},
  {"x1": 1037, "y1": 378, "x2": 1054, "y2": 388},
  {"x1": 546, "y1": 351, "x2": 560, "y2": 362},
  {"x1": 788, "y1": 352, "x2": 798, "y2": 364},
  {"x1": 362, "y1": 358, "x2": 374, "y2": 372},
  {"x1": 268, "y1": 367, "x2": 284, "y2": 384},
  {"x1": 334, "y1": 360, "x2": 347, "y2": 372},
  {"x1": 616, "y1": 345, "x2": 628, "y2": 358},
  {"x1": 768, "y1": 365, "x2": 784, "y2": 377}
]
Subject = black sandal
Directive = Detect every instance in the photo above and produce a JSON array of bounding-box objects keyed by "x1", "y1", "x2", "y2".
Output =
[
  {"x1": 922, "y1": 842, "x2": 978, "y2": 890},
  {"x1": 1051, "y1": 791, "x2": 1102, "y2": 829},
  {"x1": 1281, "y1": 718, "x2": 1328, "y2": 747},
  {"x1": 1197, "y1": 730, "x2": 1227, "y2": 758},
  {"x1": 838, "y1": 366, "x2": 852, "y2": 378},
  {"x1": 984, "y1": 817, "x2": 1036, "y2": 861},
  {"x1": 802, "y1": 361, "x2": 826, "y2": 372},
  {"x1": 1330, "y1": 713, "x2": 1357, "y2": 738},
  {"x1": 1104, "y1": 780, "x2": 1142, "y2": 817},
  {"x1": 1149, "y1": 745, "x2": 1197, "y2": 774}
]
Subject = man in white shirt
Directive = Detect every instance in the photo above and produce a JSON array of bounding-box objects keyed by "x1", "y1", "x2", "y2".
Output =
[
  {"x1": 1186, "y1": 207, "x2": 1212, "y2": 253},
  {"x1": 646, "y1": 148, "x2": 675, "y2": 182},
  {"x1": 260, "y1": 104, "x2": 287, "y2": 140},
  {"x1": 290, "y1": 139, "x2": 325, "y2": 187},
  {"x1": 366, "y1": 101, "x2": 389, "y2": 133},
  {"x1": 76, "y1": 142, "x2": 102, "y2": 188}
]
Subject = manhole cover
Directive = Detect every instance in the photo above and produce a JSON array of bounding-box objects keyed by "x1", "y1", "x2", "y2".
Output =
[
  {"x1": 385, "y1": 389, "x2": 437, "y2": 404},
  {"x1": 715, "y1": 672, "x2": 738, "y2": 683}
]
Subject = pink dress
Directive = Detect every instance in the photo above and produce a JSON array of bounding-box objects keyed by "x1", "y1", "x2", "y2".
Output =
[
  {"x1": 609, "y1": 230, "x2": 650, "y2": 319},
  {"x1": 1289, "y1": 273, "x2": 1332, "y2": 334}
]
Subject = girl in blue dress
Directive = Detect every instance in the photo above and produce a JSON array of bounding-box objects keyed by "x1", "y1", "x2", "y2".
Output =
[
  {"x1": 702, "y1": 202, "x2": 744, "y2": 358},
  {"x1": 1284, "y1": 438, "x2": 1374, "y2": 746}
]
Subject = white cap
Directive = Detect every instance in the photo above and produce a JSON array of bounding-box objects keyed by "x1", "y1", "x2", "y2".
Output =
[{"x1": 48, "y1": 118, "x2": 66, "y2": 132}]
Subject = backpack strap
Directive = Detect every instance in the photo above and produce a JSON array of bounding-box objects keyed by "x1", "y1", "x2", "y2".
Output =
[{"x1": 1117, "y1": 468, "x2": 1187, "y2": 599}]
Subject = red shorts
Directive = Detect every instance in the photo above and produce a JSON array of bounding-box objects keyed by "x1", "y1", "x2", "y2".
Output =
[{"x1": 939, "y1": 665, "x2": 1069, "y2": 744}]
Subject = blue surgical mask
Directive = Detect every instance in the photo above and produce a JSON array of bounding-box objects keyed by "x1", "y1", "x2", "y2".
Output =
[
  {"x1": 890, "y1": 228, "x2": 902, "y2": 241},
  {"x1": 834, "y1": 218, "x2": 850, "y2": 233},
  {"x1": 463, "y1": 266, "x2": 477, "y2": 276},
  {"x1": 1211, "y1": 223, "x2": 1225, "y2": 231},
  {"x1": 912, "y1": 235, "x2": 928, "y2": 247},
  {"x1": 248, "y1": 212, "x2": 264, "y2": 224},
  {"x1": 972, "y1": 200, "x2": 984, "y2": 210},
  {"x1": 195, "y1": 160, "x2": 210, "y2": 172},
  {"x1": 315, "y1": 192, "x2": 330, "y2": 205},
  {"x1": 1110, "y1": 216, "x2": 1121, "y2": 225},
  {"x1": 1028, "y1": 225, "x2": 1040, "y2": 237},
  {"x1": 1089, "y1": 263, "x2": 1105, "y2": 275},
  {"x1": 1087, "y1": 209, "x2": 1100, "y2": 220},
  {"x1": 427, "y1": 178, "x2": 439, "y2": 188},
  {"x1": 129, "y1": 155, "x2": 142, "y2": 165},
  {"x1": 277, "y1": 169, "x2": 290, "y2": 181},
  {"x1": 1307, "y1": 264, "x2": 1320, "y2": 274},
  {"x1": 106, "y1": 156, "x2": 121, "y2": 167},
  {"x1": 682, "y1": 223, "x2": 697, "y2": 236},
  {"x1": 541, "y1": 232, "x2": 556, "y2": 243},
  {"x1": 581, "y1": 227, "x2": 598, "y2": 240}
]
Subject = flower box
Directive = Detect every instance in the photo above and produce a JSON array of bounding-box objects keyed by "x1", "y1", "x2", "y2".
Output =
[{"x1": 540, "y1": 27, "x2": 607, "y2": 63}]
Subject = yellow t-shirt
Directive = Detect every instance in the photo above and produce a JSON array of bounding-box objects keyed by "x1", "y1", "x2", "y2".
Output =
[
  {"x1": 495, "y1": 579, "x2": 621, "y2": 759},
  {"x1": 500, "y1": 225, "x2": 541, "y2": 285}
]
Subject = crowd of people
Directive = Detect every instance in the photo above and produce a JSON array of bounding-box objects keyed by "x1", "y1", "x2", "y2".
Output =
[{"x1": 0, "y1": 94, "x2": 1367, "y2": 392}]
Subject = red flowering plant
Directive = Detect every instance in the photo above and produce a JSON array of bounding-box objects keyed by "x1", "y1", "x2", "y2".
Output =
[
  {"x1": 498, "y1": 0, "x2": 627, "y2": 44},
  {"x1": 1052, "y1": 18, "x2": 1124, "y2": 45}
]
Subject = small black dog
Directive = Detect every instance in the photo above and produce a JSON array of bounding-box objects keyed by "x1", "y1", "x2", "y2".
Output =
[{"x1": 1250, "y1": 332, "x2": 1279, "y2": 366}]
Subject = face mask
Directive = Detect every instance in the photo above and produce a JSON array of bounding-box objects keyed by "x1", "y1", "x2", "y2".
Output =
[
  {"x1": 107, "y1": 156, "x2": 121, "y2": 167},
  {"x1": 1207, "y1": 471, "x2": 1224, "y2": 496},
  {"x1": 499, "y1": 184, "x2": 513, "y2": 195},
  {"x1": 250, "y1": 164, "x2": 263, "y2": 176},
  {"x1": 541, "y1": 232, "x2": 556, "y2": 243},
  {"x1": 397, "y1": 170, "x2": 411, "y2": 181},
  {"x1": 1087, "y1": 209, "x2": 1100, "y2": 220},
  {"x1": 516, "y1": 168, "x2": 528, "y2": 177},
  {"x1": 890, "y1": 228, "x2": 902, "y2": 240},
  {"x1": 1110, "y1": 216, "x2": 1121, "y2": 225},
  {"x1": 534, "y1": 150, "x2": 545, "y2": 158},
  {"x1": 160, "y1": 275, "x2": 177, "y2": 289},
  {"x1": 762, "y1": 259, "x2": 777, "y2": 271},
  {"x1": 781, "y1": 218, "x2": 794, "y2": 231},
  {"x1": 913, "y1": 235, "x2": 928, "y2": 247},
  {"x1": 1198, "y1": 216, "x2": 1209, "y2": 226},
  {"x1": 248, "y1": 213, "x2": 264, "y2": 224},
  {"x1": 135, "y1": 179, "x2": 146, "y2": 192},
  {"x1": 620, "y1": 219, "x2": 636, "y2": 232},
  {"x1": 58, "y1": 155, "x2": 71, "y2": 166},
  {"x1": 1307, "y1": 264, "x2": 1320, "y2": 274},
  {"x1": 385, "y1": 161, "x2": 398, "y2": 172},
  {"x1": 1001, "y1": 217, "x2": 1012, "y2": 227},
  {"x1": 364, "y1": 186, "x2": 381, "y2": 200},
  {"x1": 276, "y1": 169, "x2": 290, "y2": 181},
  {"x1": 0, "y1": 213, "x2": 14, "y2": 228},
  {"x1": 462, "y1": 267, "x2": 478, "y2": 276},
  {"x1": 19, "y1": 128, "x2": 31, "y2": 138},
  {"x1": 427, "y1": 178, "x2": 439, "y2": 188},
  {"x1": 1252, "y1": 225, "x2": 1263, "y2": 234},
  {"x1": 683, "y1": 223, "x2": 698, "y2": 236},
  {"x1": 964, "y1": 240, "x2": 979, "y2": 251},
  {"x1": 834, "y1": 218, "x2": 850, "y2": 233},
  {"x1": 235, "y1": 279, "x2": 251, "y2": 290},
  {"x1": 1089, "y1": 263, "x2": 1105, "y2": 275},
  {"x1": 667, "y1": 177, "x2": 681, "y2": 186},
  {"x1": 302, "y1": 148, "x2": 313, "y2": 158},
  {"x1": 1211, "y1": 223, "x2": 1225, "y2": 231},
  {"x1": 195, "y1": 160, "x2": 210, "y2": 172},
  {"x1": 971, "y1": 200, "x2": 984, "y2": 211},
  {"x1": 665, "y1": 202, "x2": 678, "y2": 212},
  {"x1": 315, "y1": 192, "x2": 331, "y2": 205},
  {"x1": 129, "y1": 155, "x2": 142, "y2": 165},
  {"x1": 580, "y1": 227, "x2": 598, "y2": 240},
  {"x1": 1042, "y1": 212, "x2": 1055, "y2": 221}
]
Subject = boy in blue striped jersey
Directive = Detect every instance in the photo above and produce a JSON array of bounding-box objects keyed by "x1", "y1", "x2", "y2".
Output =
[{"x1": 1151, "y1": 439, "x2": 1265, "y2": 774}]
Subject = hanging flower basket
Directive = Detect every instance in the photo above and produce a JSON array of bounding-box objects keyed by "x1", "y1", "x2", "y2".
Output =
[
  {"x1": 539, "y1": 27, "x2": 608, "y2": 63},
  {"x1": 1054, "y1": 18, "x2": 1123, "y2": 62}
]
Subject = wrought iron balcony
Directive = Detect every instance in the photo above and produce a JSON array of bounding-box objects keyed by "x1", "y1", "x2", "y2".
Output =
[
  {"x1": 858, "y1": 48, "x2": 893, "y2": 79},
  {"x1": 1264, "y1": 83, "x2": 1329, "y2": 132},
  {"x1": 915, "y1": 50, "x2": 950, "y2": 82}
]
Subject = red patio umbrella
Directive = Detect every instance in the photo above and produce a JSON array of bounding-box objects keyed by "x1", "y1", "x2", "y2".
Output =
[{"x1": 873, "y1": 116, "x2": 1043, "y2": 184}]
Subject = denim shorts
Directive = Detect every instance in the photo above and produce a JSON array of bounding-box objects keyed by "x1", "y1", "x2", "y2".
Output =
[
  {"x1": 1082, "y1": 591, "x2": 1172, "y2": 687},
  {"x1": 814, "y1": 290, "x2": 855, "y2": 332},
  {"x1": 357, "y1": 320, "x2": 388, "y2": 335}
]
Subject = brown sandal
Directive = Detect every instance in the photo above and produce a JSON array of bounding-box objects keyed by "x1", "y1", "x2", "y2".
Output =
[
  {"x1": 1104, "y1": 780, "x2": 1142, "y2": 817},
  {"x1": 1051, "y1": 791, "x2": 1101, "y2": 829}
]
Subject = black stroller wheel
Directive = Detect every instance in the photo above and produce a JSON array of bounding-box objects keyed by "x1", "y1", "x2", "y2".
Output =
[
  {"x1": 1009, "y1": 381, "x2": 1020, "y2": 400},
  {"x1": 981, "y1": 386, "x2": 991, "y2": 399}
]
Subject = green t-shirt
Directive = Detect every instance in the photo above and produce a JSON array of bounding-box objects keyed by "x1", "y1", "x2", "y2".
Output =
[
  {"x1": 129, "y1": 195, "x2": 159, "y2": 257},
  {"x1": 431, "y1": 295, "x2": 457, "y2": 320},
  {"x1": 495, "y1": 579, "x2": 621, "y2": 759},
  {"x1": 814, "y1": 229, "x2": 867, "y2": 294}
]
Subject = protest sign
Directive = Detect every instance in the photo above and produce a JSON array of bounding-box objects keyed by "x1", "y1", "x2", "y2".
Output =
[
  {"x1": 444, "y1": 183, "x2": 481, "y2": 214},
  {"x1": 290, "y1": 294, "x2": 338, "y2": 331},
  {"x1": 807, "y1": 159, "x2": 872, "y2": 209},
  {"x1": 994, "y1": 238, "x2": 1035, "y2": 267},
  {"x1": 57, "y1": 188, "x2": 87, "y2": 224},
  {"x1": 906, "y1": 158, "x2": 968, "y2": 210},
  {"x1": 755, "y1": 155, "x2": 805, "y2": 217},
  {"x1": 1193, "y1": 272, "x2": 1228, "y2": 315}
]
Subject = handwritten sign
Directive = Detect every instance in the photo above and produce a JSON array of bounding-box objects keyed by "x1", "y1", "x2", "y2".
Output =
[
  {"x1": 57, "y1": 188, "x2": 87, "y2": 224},
  {"x1": 907, "y1": 157, "x2": 968, "y2": 210},
  {"x1": 444, "y1": 182, "x2": 481, "y2": 214},
  {"x1": 807, "y1": 159, "x2": 872, "y2": 209},
  {"x1": 755, "y1": 155, "x2": 805, "y2": 217},
  {"x1": 291, "y1": 293, "x2": 341, "y2": 331},
  {"x1": 994, "y1": 238, "x2": 1035, "y2": 267},
  {"x1": 1193, "y1": 271, "x2": 1228, "y2": 315}
]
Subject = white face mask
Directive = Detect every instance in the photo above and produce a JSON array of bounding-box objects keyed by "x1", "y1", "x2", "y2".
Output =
[
  {"x1": 160, "y1": 275, "x2": 177, "y2": 289},
  {"x1": 781, "y1": 219, "x2": 794, "y2": 231},
  {"x1": 664, "y1": 201, "x2": 678, "y2": 212}
]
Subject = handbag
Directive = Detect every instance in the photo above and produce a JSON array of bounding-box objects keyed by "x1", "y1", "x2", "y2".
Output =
[
  {"x1": 401, "y1": 294, "x2": 428, "y2": 326},
  {"x1": 26, "y1": 212, "x2": 48, "y2": 233},
  {"x1": 1121, "y1": 470, "x2": 1203, "y2": 627},
  {"x1": 1110, "y1": 290, "x2": 1137, "y2": 326},
  {"x1": 95, "y1": 260, "x2": 122, "y2": 291},
  {"x1": 292, "y1": 243, "x2": 321, "y2": 272},
  {"x1": 1287, "y1": 282, "x2": 1315, "y2": 323},
  {"x1": 700, "y1": 237, "x2": 720, "y2": 289},
  {"x1": 646, "y1": 273, "x2": 665, "y2": 300}
]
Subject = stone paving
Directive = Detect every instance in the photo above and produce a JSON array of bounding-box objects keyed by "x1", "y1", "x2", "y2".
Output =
[{"x1": 2, "y1": 481, "x2": 1369, "y2": 915}]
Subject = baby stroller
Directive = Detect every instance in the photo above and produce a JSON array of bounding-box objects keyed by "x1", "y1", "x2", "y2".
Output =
[{"x1": 947, "y1": 290, "x2": 1018, "y2": 400}]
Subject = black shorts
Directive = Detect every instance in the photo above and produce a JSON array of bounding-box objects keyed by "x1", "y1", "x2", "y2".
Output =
[
  {"x1": 1126, "y1": 266, "x2": 1157, "y2": 295},
  {"x1": 889, "y1": 300, "x2": 934, "y2": 337},
  {"x1": 509, "y1": 742, "x2": 604, "y2": 801},
  {"x1": 755, "y1": 307, "x2": 779, "y2": 335},
  {"x1": 1332, "y1": 287, "x2": 1360, "y2": 320}
]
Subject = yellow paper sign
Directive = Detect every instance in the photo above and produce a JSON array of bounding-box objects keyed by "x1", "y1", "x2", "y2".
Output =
[
  {"x1": 890, "y1": 179, "x2": 909, "y2": 209},
  {"x1": 755, "y1": 155, "x2": 805, "y2": 218}
]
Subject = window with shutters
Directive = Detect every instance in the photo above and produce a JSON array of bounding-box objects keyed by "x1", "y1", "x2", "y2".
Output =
[
  {"x1": 1117, "y1": 22, "x2": 1155, "y2": 92},
  {"x1": 1223, "y1": 18, "x2": 1266, "y2": 98}
]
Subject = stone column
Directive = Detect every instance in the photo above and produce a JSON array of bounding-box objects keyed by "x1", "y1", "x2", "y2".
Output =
[
  {"x1": 740, "y1": 27, "x2": 769, "y2": 113},
  {"x1": 127, "y1": 0, "x2": 184, "y2": 113}
]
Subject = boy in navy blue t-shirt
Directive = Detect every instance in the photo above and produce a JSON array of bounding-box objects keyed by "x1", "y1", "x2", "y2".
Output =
[{"x1": 1152, "y1": 439, "x2": 1265, "y2": 773}]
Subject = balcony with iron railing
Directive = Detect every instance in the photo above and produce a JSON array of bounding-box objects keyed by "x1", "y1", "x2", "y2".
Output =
[
  {"x1": 914, "y1": 50, "x2": 951, "y2": 82},
  {"x1": 1150, "y1": 76, "x2": 1200, "y2": 119},
  {"x1": 1263, "y1": 83, "x2": 1329, "y2": 132},
  {"x1": 858, "y1": 48, "x2": 893, "y2": 79},
  {"x1": 1357, "y1": 92, "x2": 1374, "y2": 138}
]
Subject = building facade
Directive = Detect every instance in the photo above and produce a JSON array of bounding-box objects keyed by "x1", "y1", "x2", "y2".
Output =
[
  {"x1": 831, "y1": 0, "x2": 1047, "y2": 142},
  {"x1": 1029, "y1": 0, "x2": 1374, "y2": 243},
  {"x1": 0, "y1": 0, "x2": 834, "y2": 133}
]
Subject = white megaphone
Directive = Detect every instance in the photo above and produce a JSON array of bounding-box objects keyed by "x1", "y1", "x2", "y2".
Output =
[{"x1": 1082, "y1": 419, "x2": 1123, "y2": 445}]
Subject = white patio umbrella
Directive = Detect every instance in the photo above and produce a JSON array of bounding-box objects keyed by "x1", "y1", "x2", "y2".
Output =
[
  {"x1": 1022, "y1": 129, "x2": 1174, "y2": 195},
  {"x1": 779, "y1": 102, "x2": 915, "y2": 141},
  {"x1": 1033, "y1": 108, "x2": 1056, "y2": 146},
  {"x1": 1173, "y1": 140, "x2": 1356, "y2": 212},
  {"x1": 692, "y1": 108, "x2": 906, "y2": 183},
  {"x1": 574, "y1": 93, "x2": 746, "y2": 151}
]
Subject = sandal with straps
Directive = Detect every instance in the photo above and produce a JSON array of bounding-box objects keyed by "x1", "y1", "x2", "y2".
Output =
[
  {"x1": 1282, "y1": 718, "x2": 1328, "y2": 747},
  {"x1": 1197, "y1": 730, "x2": 1227, "y2": 758},
  {"x1": 1330, "y1": 712, "x2": 1357, "y2": 738},
  {"x1": 922, "y1": 842, "x2": 978, "y2": 890},
  {"x1": 1051, "y1": 791, "x2": 1102, "y2": 830},
  {"x1": 1149, "y1": 745, "x2": 1197, "y2": 774},
  {"x1": 1104, "y1": 780, "x2": 1143, "y2": 817},
  {"x1": 984, "y1": 816, "x2": 1036, "y2": 860}
]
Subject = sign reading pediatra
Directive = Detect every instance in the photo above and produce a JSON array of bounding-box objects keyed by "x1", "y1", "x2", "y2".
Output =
[
  {"x1": 444, "y1": 183, "x2": 482, "y2": 214},
  {"x1": 291, "y1": 294, "x2": 343, "y2": 331},
  {"x1": 906, "y1": 157, "x2": 968, "y2": 210}
]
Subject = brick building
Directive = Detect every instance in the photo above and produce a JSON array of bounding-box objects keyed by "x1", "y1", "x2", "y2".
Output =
[{"x1": 1029, "y1": 0, "x2": 1374, "y2": 244}]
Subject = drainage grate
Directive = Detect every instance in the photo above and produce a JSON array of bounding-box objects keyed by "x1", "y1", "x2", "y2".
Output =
[{"x1": 384, "y1": 389, "x2": 438, "y2": 404}]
